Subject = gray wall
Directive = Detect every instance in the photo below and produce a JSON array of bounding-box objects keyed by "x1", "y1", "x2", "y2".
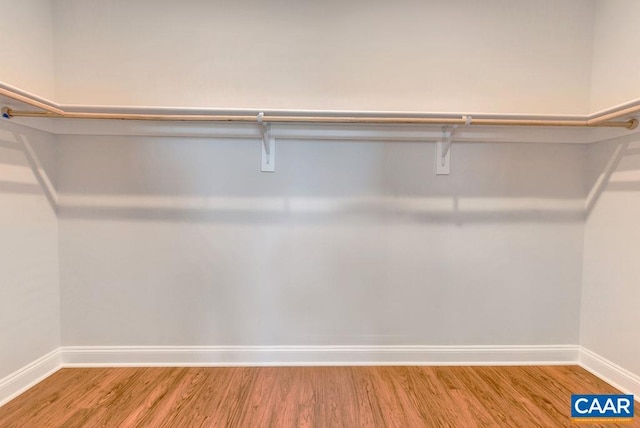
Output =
[
  {"x1": 581, "y1": 136, "x2": 640, "y2": 375},
  {"x1": 0, "y1": 0, "x2": 55, "y2": 98},
  {"x1": 57, "y1": 135, "x2": 586, "y2": 346},
  {"x1": 52, "y1": 0, "x2": 595, "y2": 113},
  {"x1": 591, "y1": 0, "x2": 640, "y2": 111},
  {"x1": 0, "y1": 121, "x2": 59, "y2": 378}
]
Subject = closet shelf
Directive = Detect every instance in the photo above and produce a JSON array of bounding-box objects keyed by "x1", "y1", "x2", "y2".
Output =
[{"x1": 1, "y1": 82, "x2": 638, "y2": 130}]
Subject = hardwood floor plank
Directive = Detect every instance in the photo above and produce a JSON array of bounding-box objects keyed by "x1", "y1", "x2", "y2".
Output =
[
  {"x1": 0, "y1": 365, "x2": 637, "y2": 427},
  {"x1": 347, "y1": 367, "x2": 385, "y2": 427},
  {"x1": 411, "y1": 367, "x2": 465, "y2": 427}
]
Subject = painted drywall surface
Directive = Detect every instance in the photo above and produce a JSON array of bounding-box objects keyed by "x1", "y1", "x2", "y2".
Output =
[
  {"x1": 590, "y1": 0, "x2": 640, "y2": 112},
  {"x1": 57, "y1": 135, "x2": 585, "y2": 346},
  {"x1": 0, "y1": 121, "x2": 59, "y2": 379},
  {"x1": 581, "y1": 137, "x2": 640, "y2": 376},
  {"x1": 52, "y1": 0, "x2": 595, "y2": 114},
  {"x1": 0, "y1": 0, "x2": 55, "y2": 99}
]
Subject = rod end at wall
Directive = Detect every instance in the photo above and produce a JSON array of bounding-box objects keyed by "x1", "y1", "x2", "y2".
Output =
[
  {"x1": 627, "y1": 118, "x2": 639, "y2": 130},
  {"x1": 1, "y1": 107, "x2": 13, "y2": 119}
]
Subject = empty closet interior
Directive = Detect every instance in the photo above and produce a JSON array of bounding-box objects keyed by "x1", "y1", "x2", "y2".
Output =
[{"x1": 0, "y1": 0, "x2": 639, "y2": 425}]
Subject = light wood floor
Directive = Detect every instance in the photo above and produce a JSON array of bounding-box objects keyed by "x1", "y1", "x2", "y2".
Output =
[{"x1": 0, "y1": 366, "x2": 637, "y2": 427}]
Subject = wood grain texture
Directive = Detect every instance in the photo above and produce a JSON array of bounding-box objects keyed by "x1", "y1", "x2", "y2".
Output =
[{"x1": 0, "y1": 366, "x2": 637, "y2": 427}]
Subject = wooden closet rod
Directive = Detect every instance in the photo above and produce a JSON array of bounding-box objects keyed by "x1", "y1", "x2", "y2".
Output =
[{"x1": 1, "y1": 86, "x2": 639, "y2": 129}]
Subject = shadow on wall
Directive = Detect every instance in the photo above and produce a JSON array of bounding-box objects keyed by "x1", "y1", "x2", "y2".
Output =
[
  {"x1": 7, "y1": 124, "x2": 638, "y2": 225},
  {"x1": 52, "y1": 133, "x2": 595, "y2": 346},
  {"x1": 5, "y1": 125, "x2": 639, "y2": 347},
  {"x1": 0, "y1": 128, "x2": 57, "y2": 213},
  {"x1": 586, "y1": 136, "x2": 640, "y2": 217},
  {"x1": 52, "y1": 135, "x2": 594, "y2": 225}
]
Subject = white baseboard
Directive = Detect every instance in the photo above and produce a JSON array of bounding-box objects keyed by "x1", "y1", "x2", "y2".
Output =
[
  {"x1": 579, "y1": 347, "x2": 640, "y2": 398},
  {"x1": 60, "y1": 345, "x2": 579, "y2": 367},
  {"x1": 0, "y1": 349, "x2": 61, "y2": 407},
  {"x1": 6, "y1": 345, "x2": 638, "y2": 410}
]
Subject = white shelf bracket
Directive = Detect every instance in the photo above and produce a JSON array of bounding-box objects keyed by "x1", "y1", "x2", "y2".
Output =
[
  {"x1": 257, "y1": 112, "x2": 275, "y2": 172},
  {"x1": 436, "y1": 126, "x2": 452, "y2": 175}
]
